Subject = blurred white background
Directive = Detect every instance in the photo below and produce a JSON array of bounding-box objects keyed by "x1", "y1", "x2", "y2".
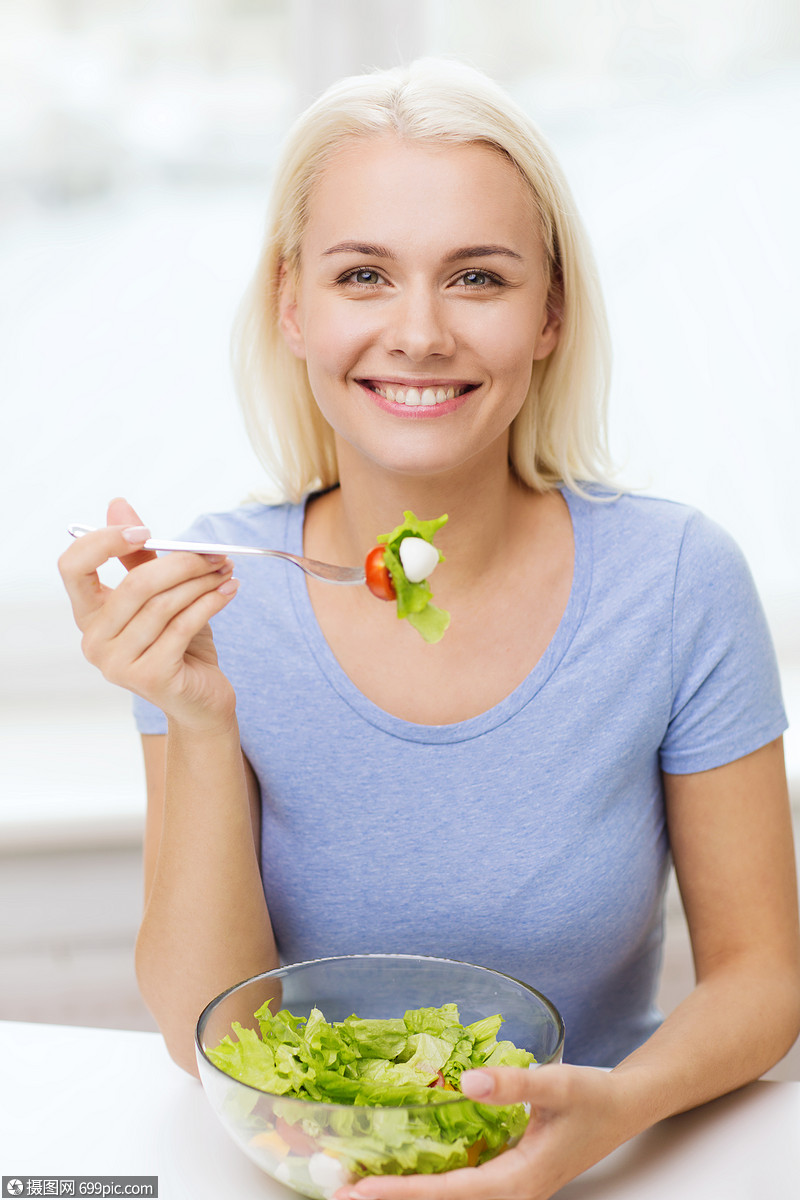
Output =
[{"x1": 1, "y1": 1, "x2": 799, "y2": 1042}]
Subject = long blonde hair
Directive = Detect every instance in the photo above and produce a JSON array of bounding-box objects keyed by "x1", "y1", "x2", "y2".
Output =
[{"x1": 232, "y1": 58, "x2": 614, "y2": 502}]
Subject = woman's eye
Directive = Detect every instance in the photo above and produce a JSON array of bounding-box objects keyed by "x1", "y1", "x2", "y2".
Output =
[
  {"x1": 342, "y1": 268, "x2": 384, "y2": 286},
  {"x1": 456, "y1": 269, "x2": 501, "y2": 288}
]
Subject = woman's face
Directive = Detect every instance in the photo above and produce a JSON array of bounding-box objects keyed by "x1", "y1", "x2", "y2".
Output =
[{"x1": 279, "y1": 135, "x2": 560, "y2": 481}]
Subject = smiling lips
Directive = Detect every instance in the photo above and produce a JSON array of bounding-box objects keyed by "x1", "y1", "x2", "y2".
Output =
[{"x1": 362, "y1": 381, "x2": 476, "y2": 407}]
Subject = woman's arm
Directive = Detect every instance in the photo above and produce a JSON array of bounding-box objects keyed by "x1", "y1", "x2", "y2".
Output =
[
  {"x1": 58, "y1": 501, "x2": 278, "y2": 1074},
  {"x1": 335, "y1": 738, "x2": 800, "y2": 1200},
  {"x1": 136, "y1": 729, "x2": 278, "y2": 1077},
  {"x1": 140, "y1": 735, "x2": 262, "y2": 904},
  {"x1": 611, "y1": 736, "x2": 800, "y2": 1113}
]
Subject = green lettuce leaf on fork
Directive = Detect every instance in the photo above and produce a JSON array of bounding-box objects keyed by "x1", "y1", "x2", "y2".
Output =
[
  {"x1": 377, "y1": 511, "x2": 450, "y2": 643},
  {"x1": 206, "y1": 1000, "x2": 537, "y2": 1186}
]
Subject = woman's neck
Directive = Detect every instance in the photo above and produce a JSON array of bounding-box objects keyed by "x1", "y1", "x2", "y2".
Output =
[{"x1": 304, "y1": 440, "x2": 556, "y2": 594}]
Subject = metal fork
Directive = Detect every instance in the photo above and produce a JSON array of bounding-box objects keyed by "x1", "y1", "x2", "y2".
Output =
[{"x1": 67, "y1": 524, "x2": 366, "y2": 585}]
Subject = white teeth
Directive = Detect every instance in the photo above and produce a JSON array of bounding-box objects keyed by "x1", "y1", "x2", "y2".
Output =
[{"x1": 371, "y1": 383, "x2": 468, "y2": 406}]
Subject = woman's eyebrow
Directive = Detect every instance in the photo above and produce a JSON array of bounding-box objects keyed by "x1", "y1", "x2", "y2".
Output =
[
  {"x1": 321, "y1": 241, "x2": 524, "y2": 261},
  {"x1": 322, "y1": 242, "x2": 395, "y2": 258},
  {"x1": 445, "y1": 245, "x2": 523, "y2": 263}
]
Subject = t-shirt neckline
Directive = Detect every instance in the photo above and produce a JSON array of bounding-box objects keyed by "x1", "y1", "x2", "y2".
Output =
[{"x1": 285, "y1": 487, "x2": 594, "y2": 744}]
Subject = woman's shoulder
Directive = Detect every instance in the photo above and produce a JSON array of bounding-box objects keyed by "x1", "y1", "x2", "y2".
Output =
[
  {"x1": 571, "y1": 482, "x2": 695, "y2": 524},
  {"x1": 566, "y1": 486, "x2": 758, "y2": 612},
  {"x1": 571, "y1": 485, "x2": 742, "y2": 563}
]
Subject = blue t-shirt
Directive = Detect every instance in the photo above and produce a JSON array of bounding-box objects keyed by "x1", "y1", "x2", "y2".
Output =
[{"x1": 132, "y1": 489, "x2": 787, "y2": 1067}]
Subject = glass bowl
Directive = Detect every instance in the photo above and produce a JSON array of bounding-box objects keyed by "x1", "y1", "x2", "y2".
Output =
[{"x1": 196, "y1": 954, "x2": 564, "y2": 1199}]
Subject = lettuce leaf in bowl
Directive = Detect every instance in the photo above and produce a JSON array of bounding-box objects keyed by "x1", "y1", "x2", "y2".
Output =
[{"x1": 206, "y1": 1000, "x2": 536, "y2": 1188}]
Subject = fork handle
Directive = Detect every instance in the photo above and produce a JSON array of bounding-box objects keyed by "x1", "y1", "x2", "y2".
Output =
[
  {"x1": 144, "y1": 537, "x2": 282, "y2": 557},
  {"x1": 67, "y1": 524, "x2": 285, "y2": 558}
]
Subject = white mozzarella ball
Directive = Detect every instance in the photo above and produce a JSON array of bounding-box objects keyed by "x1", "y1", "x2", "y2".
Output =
[
  {"x1": 308, "y1": 1152, "x2": 350, "y2": 1194},
  {"x1": 398, "y1": 536, "x2": 440, "y2": 583},
  {"x1": 274, "y1": 1162, "x2": 293, "y2": 1185}
]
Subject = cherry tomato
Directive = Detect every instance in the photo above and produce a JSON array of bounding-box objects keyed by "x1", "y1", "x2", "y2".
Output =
[
  {"x1": 275, "y1": 1116, "x2": 319, "y2": 1155},
  {"x1": 364, "y1": 545, "x2": 396, "y2": 600}
]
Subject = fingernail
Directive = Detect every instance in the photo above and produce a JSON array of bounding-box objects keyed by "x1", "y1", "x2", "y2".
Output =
[
  {"x1": 205, "y1": 553, "x2": 226, "y2": 565},
  {"x1": 217, "y1": 578, "x2": 239, "y2": 596},
  {"x1": 122, "y1": 526, "x2": 151, "y2": 544},
  {"x1": 461, "y1": 1069, "x2": 493, "y2": 1097}
]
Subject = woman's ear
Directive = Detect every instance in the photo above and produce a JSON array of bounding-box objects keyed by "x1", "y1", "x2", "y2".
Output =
[
  {"x1": 277, "y1": 262, "x2": 306, "y2": 359},
  {"x1": 533, "y1": 308, "x2": 562, "y2": 361},
  {"x1": 533, "y1": 271, "x2": 564, "y2": 361}
]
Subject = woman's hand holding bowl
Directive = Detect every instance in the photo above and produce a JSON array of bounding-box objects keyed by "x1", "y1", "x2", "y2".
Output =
[{"x1": 334, "y1": 1063, "x2": 630, "y2": 1200}]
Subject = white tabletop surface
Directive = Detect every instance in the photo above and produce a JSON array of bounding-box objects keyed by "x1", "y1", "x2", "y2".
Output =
[{"x1": 1, "y1": 1021, "x2": 798, "y2": 1198}]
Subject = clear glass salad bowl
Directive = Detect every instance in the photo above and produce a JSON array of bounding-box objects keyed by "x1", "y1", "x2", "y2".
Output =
[{"x1": 195, "y1": 953, "x2": 564, "y2": 1200}]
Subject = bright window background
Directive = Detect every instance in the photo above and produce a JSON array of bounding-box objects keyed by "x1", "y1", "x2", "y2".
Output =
[{"x1": 2, "y1": 0, "x2": 799, "y2": 838}]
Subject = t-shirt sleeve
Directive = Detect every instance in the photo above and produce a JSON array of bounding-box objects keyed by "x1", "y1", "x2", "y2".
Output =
[
  {"x1": 132, "y1": 691, "x2": 167, "y2": 735},
  {"x1": 660, "y1": 510, "x2": 787, "y2": 774}
]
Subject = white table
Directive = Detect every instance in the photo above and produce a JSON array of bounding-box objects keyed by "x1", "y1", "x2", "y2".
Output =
[{"x1": 1, "y1": 1021, "x2": 798, "y2": 1198}]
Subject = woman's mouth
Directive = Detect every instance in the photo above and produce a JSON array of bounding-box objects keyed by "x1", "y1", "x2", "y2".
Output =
[{"x1": 358, "y1": 380, "x2": 478, "y2": 413}]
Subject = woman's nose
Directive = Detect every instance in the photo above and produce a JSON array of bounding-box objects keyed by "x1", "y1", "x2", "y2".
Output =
[{"x1": 384, "y1": 287, "x2": 456, "y2": 362}]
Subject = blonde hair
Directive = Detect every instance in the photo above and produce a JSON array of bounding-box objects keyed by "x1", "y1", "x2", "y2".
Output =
[{"x1": 232, "y1": 58, "x2": 614, "y2": 502}]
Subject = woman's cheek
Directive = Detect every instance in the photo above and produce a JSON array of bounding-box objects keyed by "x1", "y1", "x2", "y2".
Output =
[
  {"x1": 480, "y1": 308, "x2": 539, "y2": 383},
  {"x1": 307, "y1": 301, "x2": 380, "y2": 376}
]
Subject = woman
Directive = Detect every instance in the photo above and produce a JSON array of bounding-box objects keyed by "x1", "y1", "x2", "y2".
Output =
[{"x1": 59, "y1": 60, "x2": 800, "y2": 1200}]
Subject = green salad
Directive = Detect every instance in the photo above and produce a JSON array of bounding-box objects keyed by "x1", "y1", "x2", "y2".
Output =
[
  {"x1": 206, "y1": 1001, "x2": 535, "y2": 1195},
  {"x1": 369, "y1": 511, "x2": 450, "y2": 643}
]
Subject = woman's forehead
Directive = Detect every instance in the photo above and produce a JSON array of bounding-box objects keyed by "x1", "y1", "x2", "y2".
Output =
[{"x1": 302, "y1": 135, "x2": 538, "y2": 257}]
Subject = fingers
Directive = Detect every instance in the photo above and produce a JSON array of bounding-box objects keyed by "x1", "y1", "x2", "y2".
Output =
[
  {"x1": 59, "y1": 524, "x2": 156, "y2": 626},
  {"x1": 82, "y1": 557, "x2": 237, "y2": 681},
  {"x1": 336, "y1": 1152, "x2": 520, "y2": 1200},
  {"x1": 335, "y1": 1070, "x2": 552, "y2": 1200},
  {"x1": 335, "y1": 1067, "x2": 611, "y2": 1200},
  {"x1": 87, "y1": 548, "x2": 230, "y2": 637},
  {"x1": 101, "y1": 573, "x2": 240, "y2": 698},
  {"x1": 107, "y1": 496, "x2": 143, "y2": 526},
  {"x1": 58, "y1": 500, "x2": 244, "y2": 721},
  {"x1": 462, "y1": 1064, "x2": 588, "y2": 1116},
  {"x1": 107, "y1": 496, "x2": 156, "y2": 571},
  {"x1": 461, "y1": 1065, "x2": 543, "y2": 1105}
]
